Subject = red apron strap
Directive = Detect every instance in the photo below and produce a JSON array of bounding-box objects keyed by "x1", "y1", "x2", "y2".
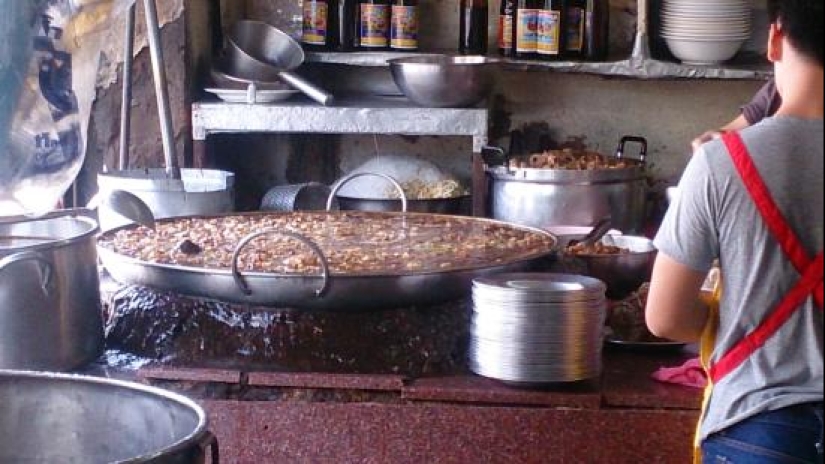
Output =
[
  {"x1": 721, "y1": 132, "x2": 823, "y2": 308},
  {"x1": 709, "y1": 252, "x2": 824, "y2": 383}
]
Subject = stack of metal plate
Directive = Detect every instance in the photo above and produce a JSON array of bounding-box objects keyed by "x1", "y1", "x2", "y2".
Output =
[{"x1": 469, "y1": 273, "x2": 607, "y2": 385}]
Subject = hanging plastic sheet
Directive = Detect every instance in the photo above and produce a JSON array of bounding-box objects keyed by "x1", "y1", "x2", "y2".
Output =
[{"x1": 0, "y1": 0, "x2": 134, "y2": 217}]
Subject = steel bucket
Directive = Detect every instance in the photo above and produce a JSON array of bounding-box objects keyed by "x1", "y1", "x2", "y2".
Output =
[
  {"x1": 0, "y1": 212, "x2": 103, "y2": 371},
  {"x1": 97, "y1": 168, "x2": 235, "y2": 230},
  {"x1": 0, "y1": 370, "x2": 219, "y2": 463}
]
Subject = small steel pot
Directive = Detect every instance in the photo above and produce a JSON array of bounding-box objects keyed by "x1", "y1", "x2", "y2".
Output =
[{"x1": 0, "y1": 212, "x2": 103, "y2": 371}]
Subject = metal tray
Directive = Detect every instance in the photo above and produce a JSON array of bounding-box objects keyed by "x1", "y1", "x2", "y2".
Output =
[{"x1": 97, "y1": 211, "x2": 557, "y2": 312}]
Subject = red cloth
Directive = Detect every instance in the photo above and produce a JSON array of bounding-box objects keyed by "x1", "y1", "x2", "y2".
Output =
[{"x1": 651, "y1": 357, "x2": 708, "y2": 389}]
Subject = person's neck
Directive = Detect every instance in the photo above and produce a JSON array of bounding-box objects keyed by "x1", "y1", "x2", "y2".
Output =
[{"x1": 775, "y1": 65, "x2": 824, "y2": 119}]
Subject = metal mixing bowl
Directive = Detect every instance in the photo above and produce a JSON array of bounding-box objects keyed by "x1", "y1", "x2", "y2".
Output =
[
  {"x1": 560, "y1": 235, "x2": 657, "y2": 299},
  {"x1": 387, "y1": 55, "x2": 499, "y2": 108}
]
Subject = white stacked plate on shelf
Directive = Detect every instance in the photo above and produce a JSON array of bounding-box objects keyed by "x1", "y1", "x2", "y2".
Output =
[
  {"x1": 469, "y1": 273, "x2": 607, "y2": 385},
  {"x1": 661, "y1": 0, "x2": 752, "y2": 65}
]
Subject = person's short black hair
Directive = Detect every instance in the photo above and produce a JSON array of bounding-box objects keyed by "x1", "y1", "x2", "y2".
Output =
[{"x1": 767, "y1": 0, "x2": 824, "y2": 66}]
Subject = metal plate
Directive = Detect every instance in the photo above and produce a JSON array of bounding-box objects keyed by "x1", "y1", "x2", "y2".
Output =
[{"x1": 604, "y1": 337, "x2": 688, "y2": 352}]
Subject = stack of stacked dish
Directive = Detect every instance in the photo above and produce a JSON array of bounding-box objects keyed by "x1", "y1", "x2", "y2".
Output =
[
  {"x1": 469, "y1": 273, "x2": 607, "y2": 385},
  {"x1": 661, "y1": 0, "x2": 752, "y2": 65}
]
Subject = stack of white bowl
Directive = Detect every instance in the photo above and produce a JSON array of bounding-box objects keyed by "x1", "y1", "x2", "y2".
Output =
[
  {"x1": 469, "y1": 273, "x2": 607, "y2": 385},
  {"x1": 661, "y1": 0, "x2": 752, "y2": 65}
]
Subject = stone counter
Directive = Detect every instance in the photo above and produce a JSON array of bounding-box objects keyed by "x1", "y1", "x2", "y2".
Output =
[
  {"x1": 98, "y1": 284, "x2": 703, "y2": 462},
  {"x1": 97, "y1": 347, "x2": 701, "y2": 463}
]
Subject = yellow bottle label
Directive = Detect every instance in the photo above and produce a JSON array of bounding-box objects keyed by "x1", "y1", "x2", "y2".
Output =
[{"x1": 302, "y1": 1, "x2": 329, "y2": 45}]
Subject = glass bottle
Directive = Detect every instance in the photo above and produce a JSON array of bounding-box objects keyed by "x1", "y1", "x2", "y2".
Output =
[
  {"x1": 358, "y1": 0, "x2": 391, "y2": 50},
  {"x1": 390, "y1": 0, "x2": 419, "y2": 50},
  {"x1": 459, "y1": 0, "x2": 489, "y2": 55},
  {"x1": 536, "y1": 0, "x2": 565, "y2": 60},
  {"x1": 335, "y1": 0, "x2": 358, "y2": 51},
  {"x1": 513, "y1": 0, "x2": 539, "y2": 59},
  {"x1": 583, "y1": 0, "x2": 609, "y2": 61},
  {"x1": 498, "y1": 0, "x2": 516, "y2": 57},
  {"x1": 302, "y1": 0, "x2": 335, "y2": 51},
  {"x1": 564, "y1": 0, "x2": 586, "y2": 58}
]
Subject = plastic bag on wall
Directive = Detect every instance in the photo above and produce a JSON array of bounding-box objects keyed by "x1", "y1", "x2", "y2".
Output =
[{"x1": 0, "y1": 0, "x2": 134, "y2": 217}]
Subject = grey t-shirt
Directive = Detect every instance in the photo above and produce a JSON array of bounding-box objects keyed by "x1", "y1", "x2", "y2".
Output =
[{"x1": 655, "y1": 116, "x2": 824, "y2": 441}]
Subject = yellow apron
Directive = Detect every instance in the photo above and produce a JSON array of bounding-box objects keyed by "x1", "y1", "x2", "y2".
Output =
[{"x1": 694, "y1": 271, "x2": 722, "y2": 464}]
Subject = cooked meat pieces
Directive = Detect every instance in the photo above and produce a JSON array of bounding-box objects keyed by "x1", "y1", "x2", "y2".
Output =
[
  {"x1": 98, "y1": 211, "x2": 556, "y2": 276},
  {"x1": 511, "y1": 149, "x2": 637, "y2": 170}
]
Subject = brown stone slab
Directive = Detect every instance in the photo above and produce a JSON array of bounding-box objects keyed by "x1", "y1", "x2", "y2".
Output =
[
  {"x1": 246, "y1": 371, "x2": 405, "y2": 391},
  {"x1": 137, "y1": 365, "x2": 242, "y2": 385},
  {"x1": 601, "y1": 349, "x2": 703, "y2": 410},
  {"x1": 402, "y1": 375, "x2": 602, "y2": 409},
  {"x1": 200, "y1": 399, "x2": 698, "y2": 463}
]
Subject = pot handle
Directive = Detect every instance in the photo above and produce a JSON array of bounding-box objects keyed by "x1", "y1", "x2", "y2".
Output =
[
  {"x1": 480, "y1": 145, "x2": 508, "y2": 168},
  {"x1": 0, "y1": 251, "x2": 54, "y2": 295},
  {"x1": 615, "y1": 136, "x2": 648, "y2": 164},
  {"x1": 197, "y1": 430, "x2": 220, "y2": 464},
  {"x1": 231, "y1": 229, "x2": 331, "y2": 298},
  {"x1": 326, "y1": 172, "x2": 408, "y2": 213}
]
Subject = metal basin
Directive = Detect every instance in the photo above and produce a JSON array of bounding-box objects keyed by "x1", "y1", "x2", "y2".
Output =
[
  {"x1": 388, "y1": 55, "x2": 499, "y2": 108},
  {"x1": 336, "y1": 195, "x2": 470, "y2": 215},
  {"x1": 0, "y1": 370, "x2": 218, "y2": 463},
  {"x1": 559, "y1": 235, "x2": 657, "y2": 299}
]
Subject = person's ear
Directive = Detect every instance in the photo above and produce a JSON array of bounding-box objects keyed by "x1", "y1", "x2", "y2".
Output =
[{"x1": 767, "y1": 22, "x2": 783, "y2": 62}]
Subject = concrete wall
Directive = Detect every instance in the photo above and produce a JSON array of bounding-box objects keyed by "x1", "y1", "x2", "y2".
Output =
[{"x1": 77, "y1": 0, "x2": 769, "y2": 213}]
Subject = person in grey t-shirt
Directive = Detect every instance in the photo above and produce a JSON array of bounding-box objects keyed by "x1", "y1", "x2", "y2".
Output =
[{"x1": 646, "y1": 1, "x2": 824, "y2": 462}]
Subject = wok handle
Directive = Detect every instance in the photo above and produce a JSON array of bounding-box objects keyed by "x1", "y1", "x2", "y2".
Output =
[
  {"x1": 197, "y1": 430, "x2": 220, "y2": 464},
  {"x1": 0, "y1": 251, "x2": 54, "y2": 295},
  {"x1": 278, "y1": 71, "x2": 335, "y2": 106},
  {"x1": 326, "y1": 173, "x2": 408, "y2": 213},
  {"x1": 231, "y1": 229, "x2": 331, "y2": 298}
]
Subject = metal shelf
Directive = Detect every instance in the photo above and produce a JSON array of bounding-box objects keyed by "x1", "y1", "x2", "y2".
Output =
[
  {"x1": 305, "y1": 51, "x2": 771, "y2": 81},
  {"x1": 191, "y1": 96, "x2": 489, "y2": 152}
]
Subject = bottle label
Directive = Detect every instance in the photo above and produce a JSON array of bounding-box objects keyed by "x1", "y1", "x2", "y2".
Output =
[
  {"x1": 515, "y1": 9, "x2": 538, "y2": 53},
  {"x1": 360, "y1": 3, "x2": 390, "y2": 48},
  {"x1": 498, "y1": 14, "x2": 513, "y2": 51},
  {"x1": 536, "y1": 9, "x2": 561, "y2": 55},
  {"x1": 302, "y1": 1, "x2": 329, "y2": 45},
  {"x1": 390, "y1": 5, "x2": 418, "y2": 49},
  {"x1": 566, "y1": 6, "x2": 585, "y2": 52}
]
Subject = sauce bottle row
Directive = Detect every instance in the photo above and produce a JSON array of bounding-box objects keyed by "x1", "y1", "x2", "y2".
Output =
[
  {"x1": 461, "y1": 0, "x2": 609, "y2": 61},
  {"x1": 302, "y1": 0, "x2": 419, "y2": 52}
]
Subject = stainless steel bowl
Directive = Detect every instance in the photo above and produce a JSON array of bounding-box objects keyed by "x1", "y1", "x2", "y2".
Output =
[
  {"x1": 560, "y1": 235, "x2": 657, "y2": 299},
  {"x1": 387, "y1": 55, "x2": 499, "y2": 108}
]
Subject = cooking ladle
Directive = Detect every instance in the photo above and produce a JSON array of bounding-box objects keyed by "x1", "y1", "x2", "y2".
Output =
[
  {"x1": 86, "y1": 189, "x2": 156, "y2": 231},
  {"x1": 226, "y1": 20, "x2": 334, "y2": 106},
  {"x1": 568, "y1": 216, "x2": 613, "y2": 248}
]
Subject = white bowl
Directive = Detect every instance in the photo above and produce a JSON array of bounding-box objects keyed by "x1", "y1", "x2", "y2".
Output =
[{"x1": 665, "y1": 36, "x2": 746, "y2": 64}]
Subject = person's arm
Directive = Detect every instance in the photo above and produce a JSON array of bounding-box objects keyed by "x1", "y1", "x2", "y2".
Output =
[
  {"x1": 690, "y1": 114, "x2": 750, "y2": 152},
  {"x1": 689, "y1": 78, "x2": 777, "y2": 152},
  {"x1": 645, "y1": 253, "x2": 709, "y2": 342}
]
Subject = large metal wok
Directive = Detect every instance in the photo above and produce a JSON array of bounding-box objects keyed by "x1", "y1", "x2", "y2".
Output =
[{"x1": 97, "y1": 211, "x2": 557, "y2": 311}]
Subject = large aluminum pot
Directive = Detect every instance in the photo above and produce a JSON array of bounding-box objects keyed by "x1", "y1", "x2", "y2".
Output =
[
  {"x1": 0, "y1": 213, "x2": 103, "y2": 371},
  {"x1": 0, "y1": 370, "x2": 219, "y2": 463},
  {"x1": 97, "y1": 169, "x2": 235, "y2": 231},
  {"x1": 487, "y1": 137, "x2": 649, "y2": 234}
]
